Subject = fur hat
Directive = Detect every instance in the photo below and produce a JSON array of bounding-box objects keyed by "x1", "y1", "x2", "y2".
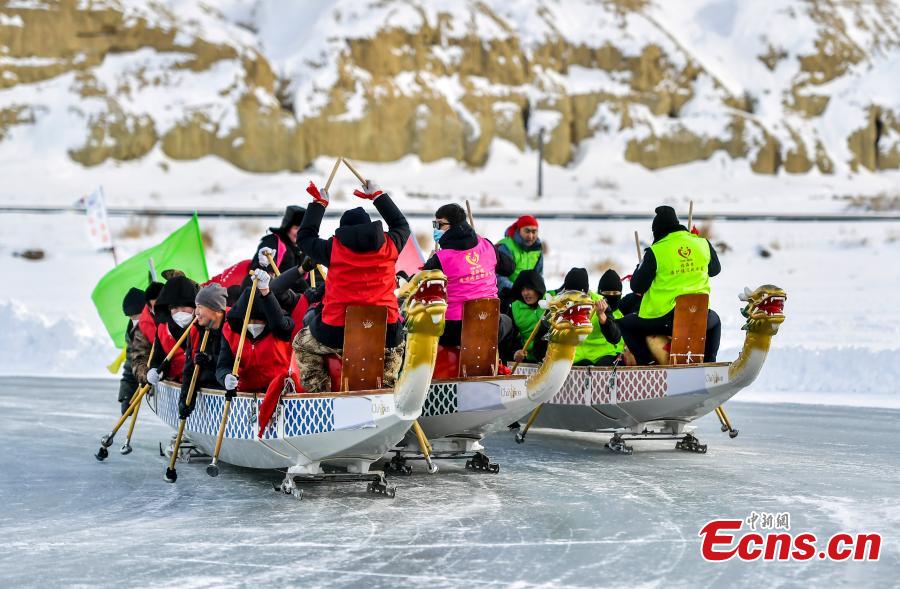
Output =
[
  {"x1": 271, "y1": 205, "x2": 305, "y2": 233},
  {"x1": 155, "y1": 276, "x2": 199, "y2": 311}
]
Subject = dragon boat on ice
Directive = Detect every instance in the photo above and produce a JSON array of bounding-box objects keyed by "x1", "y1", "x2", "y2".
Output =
[
  {"x1": 513, "y1": 285, "x2": 786, "y2": 453},
  {"x1": 147, "y1": 273, "x2": 449, "y2": 498},
  {"x1": 385, "y1": 280, "x2": 594, "y2": 474}
]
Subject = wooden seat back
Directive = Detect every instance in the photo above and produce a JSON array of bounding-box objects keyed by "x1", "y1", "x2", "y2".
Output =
[
  {"x1": 340, "y1": 305, "x2": 387, "y2": 391},
  {"x1": 669, "y1": 293, "x2": 708, "y2": 365},
  {"x1": 459, "y1": 298, "x2": 499, "y2": 377},
  {"x1": 645, "y1": 294, "x2": 709, "y2": 365}
]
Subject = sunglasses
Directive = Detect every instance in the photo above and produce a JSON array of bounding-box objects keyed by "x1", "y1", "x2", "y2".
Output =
[
  {"x1": 600, "y1": 291, "x2": 622, "y2": 297},
  {"x1": 432, "y1": 220, "x2": 450, "y2": 229}
]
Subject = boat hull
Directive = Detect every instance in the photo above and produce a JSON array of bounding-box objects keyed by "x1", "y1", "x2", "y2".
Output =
[
  {"x1": 150, "y1": 381, "x2": 414, "y2": 471},
  {"x1": 514, "y1": 362, "x2": 737, "y2": 432}
]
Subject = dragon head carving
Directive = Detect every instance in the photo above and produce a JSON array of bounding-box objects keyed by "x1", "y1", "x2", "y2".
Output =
[
  {"x1": 399, "y1": 270, "x2": 448, "y2": 337},
  {"x1": 739, "y1": 284, "x2": 786, "y2": 335},
  {"x1": 542, "y1": 290, "x2": 595, "y2": 346}
]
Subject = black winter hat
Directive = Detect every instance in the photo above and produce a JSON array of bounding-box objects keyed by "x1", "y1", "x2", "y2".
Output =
[
  {"x1": 435, "y1": 203, "x2": 467, "y2": 226},
  {"x1": 512, "y1": 269, "x2": 547, "y2": 299},
  {"x1": 598, "y1": 269, "x2": 622, "y2": 294},
  {"x1": 561, "y1": 267, "x2": 589, "y2": 293},
  {"x1": 122, "y1": 287, "x2": 145, "y2": 316},
  {"x1": 145, "y1": 281, "x2": 164, "y2": 303},
  {"x1": 651, "y1": 205, "x2": 682, "y2": 242},
  {"x1": 271, "y1": 205, "x2": 305, "y2": 232},
  {"x1": 340, "y1": 207, "x2": 371, "y2": 227},
  {"x1": 155, "y1": 276, "x2": 199, "y2": 311}
]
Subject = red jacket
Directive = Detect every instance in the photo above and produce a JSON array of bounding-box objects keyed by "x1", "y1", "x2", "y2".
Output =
[
  {"x1": 137, "y1": 306, "x2": 156, "y2": 343},
  {"x1": 322, "y1": 238, "x2": 399, "y2": 326},
  {"x1": 157, "y1": 322, "x2": 187, "y2": 382},
  {"x1": 222, "y1": 323, "x2": 292, "y2": 392}
]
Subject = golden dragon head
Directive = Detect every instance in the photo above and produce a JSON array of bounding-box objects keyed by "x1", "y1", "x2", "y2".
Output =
[
  {"x1": 739, "y1": 284, "x2": 786, "y2": 335},
  {"x1": 541, "y1": 290, "x2": 595, "y2": 346},
  {"x1": 399, "y1": 269, "x2": 448, "y2": 337}
]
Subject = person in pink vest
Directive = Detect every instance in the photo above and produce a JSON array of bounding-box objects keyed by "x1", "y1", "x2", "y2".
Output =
[{"x1": 421, "y1": 203, "x2": 515, "y2": 347}]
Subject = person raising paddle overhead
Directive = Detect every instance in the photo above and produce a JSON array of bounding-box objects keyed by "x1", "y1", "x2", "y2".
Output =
[{"x1": 292, "y1": 178, "x2": 410, "y2": 393}]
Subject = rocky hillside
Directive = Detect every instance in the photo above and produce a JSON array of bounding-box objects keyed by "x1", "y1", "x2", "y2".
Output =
[{"x1": 1, "y1": 0, "x2": 900, "y2": 177}]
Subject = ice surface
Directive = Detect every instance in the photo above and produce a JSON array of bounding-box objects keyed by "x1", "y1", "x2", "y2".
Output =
[{"x1": 0, "y1": 377, "x2": 897, "y2": 587}]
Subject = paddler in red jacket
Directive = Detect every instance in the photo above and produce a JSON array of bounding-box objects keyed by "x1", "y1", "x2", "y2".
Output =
[
  {"x1": 292, "y1": 178, "x2": 410, "y2": 393},
  {"x1": 146, "y1": 275, "x2": 199, "y2": 386}
]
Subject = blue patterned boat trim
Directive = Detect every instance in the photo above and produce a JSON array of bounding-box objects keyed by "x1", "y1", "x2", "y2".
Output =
[{"x1": 423, "y1": 382, "x2": 458, "y2": 416}]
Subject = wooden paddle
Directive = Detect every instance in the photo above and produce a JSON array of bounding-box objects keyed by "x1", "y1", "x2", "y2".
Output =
[
  {"x1": 164, "y1": 328, "x2": 211, "y2": 483},
  {"x1": 207, "y1": 275, "x2": 258, "y2": 477},
  {"x1": 95, "y1": 319, "x2": 197, "y2": 461}
]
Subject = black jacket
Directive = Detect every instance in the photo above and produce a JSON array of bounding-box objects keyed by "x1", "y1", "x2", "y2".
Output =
[{"x1": 298, "y1": 195, "x2": 410, "y2": 349}]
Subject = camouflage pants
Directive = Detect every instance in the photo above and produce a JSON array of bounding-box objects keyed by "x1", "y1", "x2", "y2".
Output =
[{"x1": 293, "y1": 326, "x2": 406, "y2": 393}]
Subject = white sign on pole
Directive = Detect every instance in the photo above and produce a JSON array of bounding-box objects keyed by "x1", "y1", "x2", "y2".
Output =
[{"x1": 83, "y1": 186, "x2": 113, "y2": 251}]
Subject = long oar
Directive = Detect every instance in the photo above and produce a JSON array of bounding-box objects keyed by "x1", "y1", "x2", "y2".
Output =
[
  {"x1": 207, "y1": 276, "x2": 258, "y2": 477},
  {"x1": 95, "y1": 319, "x2": 197, "y2": 461},
  {"x1": 164, "y1": 328, "x2": 211, "y2": 483},
  {"x1": 634, "y1": 231, "x2": 642, "y2": 263},
  {"x1": 410, "y1": 421, "x2": 438, "y2": 474},
  {"x1": 120, "y1": 339, "x2": 156, "y2": 455},
  {"x1": 511, "y1": 308, "x2": 552, "y2": 444}
]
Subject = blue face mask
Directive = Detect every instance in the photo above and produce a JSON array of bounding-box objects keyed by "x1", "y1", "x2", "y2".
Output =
[{"x1": 433, "y1": 228, "x2": 445, "y2": 243}]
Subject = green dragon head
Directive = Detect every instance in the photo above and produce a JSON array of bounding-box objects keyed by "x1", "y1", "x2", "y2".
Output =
[
  {"x1": 399, "y1": 269, "x2": 448, "y2": 337},
  {"x1": 739, "y1": 284, "x2": 786, "y2": 335},
  {"x1": 542, "y1": 290, "x2": 595, "y2": 346}
]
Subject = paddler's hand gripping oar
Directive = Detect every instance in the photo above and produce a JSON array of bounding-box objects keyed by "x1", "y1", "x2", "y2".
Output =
[
  {"x1": 95, "y1": 319, "x2": 197, "y2": 461},
  {"x1": 207, "y1": 275, "x2": 258, "y2": 477},
  {"x1": 263, "y1": 252, "x2": 281, "y2": 277},
  {"x1": 119, "y1": 339, "x2": 157, "y2": 456},
  {"x1": 164, "y1": 328, "x2": 211, "y2": 483}
]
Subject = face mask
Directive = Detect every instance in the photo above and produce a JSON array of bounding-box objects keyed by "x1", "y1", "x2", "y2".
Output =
[
  {"x1": 172, "y1": 311, "x2": 193, "y2": 328},
  {"x1": 247, "y1": 324, "x2": 265, "y2": 338},
  {"x1": 433, "y1": 229, "x2": 445, "y2": 243}
]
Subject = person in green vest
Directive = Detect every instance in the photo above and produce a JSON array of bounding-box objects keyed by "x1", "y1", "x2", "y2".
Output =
[
  {"x1": 618, "y1": 206, "x2": 722, "y2": 365},
  {"x1": 548, "y1": 267, "x2": 623, "y2": 367},
  {"x1": 497, "y1": 215, "x2": 543, "y2": 303},
  {"x1": 573, "y1": 269, "x2": 626, "y2": 366},
  {"x1": 509, "y1": 270, "x2": 549, "y2": 364}
]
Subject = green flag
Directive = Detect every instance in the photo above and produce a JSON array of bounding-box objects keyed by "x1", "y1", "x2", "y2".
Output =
[{"x1": 92, "y1": 214, "x2": 209, "y2": 347}]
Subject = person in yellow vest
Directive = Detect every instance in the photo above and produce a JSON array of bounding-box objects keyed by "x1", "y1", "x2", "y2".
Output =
[
  {"x1": 618, "y1": 206, "x2": 721, "y2": 365},
  {"x1": 573, "y1": 269, "x2": 626, "y2": 366},
  {"x1": 547, "y1": 267, "x2": 623, "y2": 366}
]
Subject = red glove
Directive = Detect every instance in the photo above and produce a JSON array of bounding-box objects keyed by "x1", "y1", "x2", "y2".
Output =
[
  {"x1": 306, "y1": 182, "x2": 329, "y2": 207},
  {"x1": 353, "y1": 180, "x2": 383, "y2": 200}
]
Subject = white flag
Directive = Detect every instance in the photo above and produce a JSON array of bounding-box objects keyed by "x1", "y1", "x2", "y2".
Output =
[{"x1": 83, "y1": 187, "x2": 113, "y2": 250}]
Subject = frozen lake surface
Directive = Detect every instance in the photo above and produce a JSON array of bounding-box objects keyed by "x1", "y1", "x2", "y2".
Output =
[{"x1": 1, "y1": 376, "x2": 897, "y2": 587}]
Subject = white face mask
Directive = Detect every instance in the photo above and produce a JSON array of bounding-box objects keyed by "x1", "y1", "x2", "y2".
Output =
[
  {"x1": 172, "y1": 311, "x2": 193, "y2": 328},
  {"x1": 247, "y1": 324, "x2": 265, "y2": 338}
]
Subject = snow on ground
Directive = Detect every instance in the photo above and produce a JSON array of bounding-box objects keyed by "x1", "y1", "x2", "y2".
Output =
[{"x1": 1, "y1": 203, "x2": 898, "y2": 407}]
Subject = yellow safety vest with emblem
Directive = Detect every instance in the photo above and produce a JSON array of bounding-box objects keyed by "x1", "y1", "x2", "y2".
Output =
[{"x1": 639, "y1": 231, "x2": 711, "y2": 319}]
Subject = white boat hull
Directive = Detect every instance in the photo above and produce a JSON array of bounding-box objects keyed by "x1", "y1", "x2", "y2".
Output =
[
  {"x1": 150, "y1": 381, "x2": 415, "y2": 472},
  {"x1": 514, "y1": 362, "x2": 737, "y2": 433}
]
